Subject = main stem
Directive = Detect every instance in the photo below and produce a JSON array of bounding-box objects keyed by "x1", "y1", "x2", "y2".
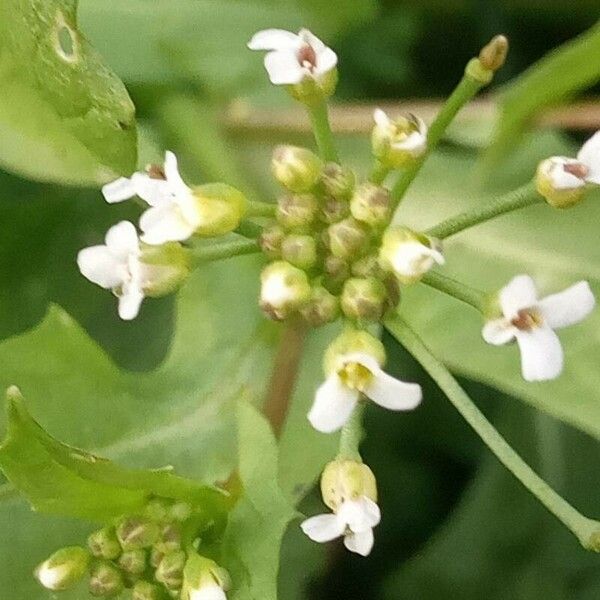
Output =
[
  {"x1": 385, "y1": 315, "x2": 600, "y2": 551},
  {"x1": 307, "y1": 101, "x2": 339, "y2": 163},
  {"x1": 426, "y1": 181, "x2": 542, "y2": 240}
]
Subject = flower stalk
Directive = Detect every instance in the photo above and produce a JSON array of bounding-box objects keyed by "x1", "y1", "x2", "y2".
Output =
[
  {"x1": 307, "y1": 100, "x2": 339, "y2": 163},
  {"x1": 338, "y1": 403, "x2": 365, "y2": 462},
  {"x1": 420, "y1": 271, "x2": 488, "y2": 312},
  {"x1": 190, "y1": 238, "x2": 260, "y2": 266}
]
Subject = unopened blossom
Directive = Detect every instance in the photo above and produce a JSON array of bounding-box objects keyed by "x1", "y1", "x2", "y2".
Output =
[
  {"x1": 247, "y1": 28, "x2": 337, "y2": 88},
  {"x1": 188, "y1": 583, "x2": 227, "y2": 600},
  {"x1": 35, "y1": 547, "x2": 90, "y2": 591},
  {"x1": 536, "y1": 131, "x2": 600, "y2": 207},
  {"x1": 482, "y1": 275, "x2": 595, "y2": 381},
  {"x1": 182, "y1": 555, "x2": 229, "y2": 600},
  {"x1": 372, "y1": 108, "x2": 428, "y2": 167},
  {"x1": 260, "y1": 261, "x2": 311, "y2": 320}
]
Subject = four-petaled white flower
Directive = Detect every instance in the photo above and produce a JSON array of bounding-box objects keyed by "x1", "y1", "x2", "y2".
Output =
[
  {"x1": 482, "y1": 275, "x2": 595, "y2": 382},
  {"x1": 301, "y1": 496, "x2": 381, "y2": 556},
  {"x1": 247, "y1": 28, "x2": 337, "y2": 86},
  {"x1": 102, "y1": 151, "x2": 201, "y2": 245},
  {"x1": 77, "y1": 221, "x2": 145, "y2": 320},
  {"x1": 373, "y1": 108, "x2": 428, "y2": 163},
  {"x1": 308, "y1": 351, "x2": 422, "y2": 433}
]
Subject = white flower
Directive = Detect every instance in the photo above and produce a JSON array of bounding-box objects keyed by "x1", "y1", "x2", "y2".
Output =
[
  {"x1": 482, "y1": 275, "x2": 595, "y2": 381},
  {"x1": 372, "y1": 108, "x2": 428, "y2": 164},
  {"x1": 308, "y1": 351, "x2": 422, "y2": 433},
  {"x1": 102, "y1": 152, "x2": 202, "y2": 245},
  {"x1": 189, "y1": 584, "x2": 227, "y2": 600},
  {"x1": 301, "y1": 496, "x2": 381, "y2": 556},
  {"x1": 77, "y1": 221, "x2": 145, "y2": 320},
  {"x1": 247, "y1": 28, "x2": 337, "y2": 86}
]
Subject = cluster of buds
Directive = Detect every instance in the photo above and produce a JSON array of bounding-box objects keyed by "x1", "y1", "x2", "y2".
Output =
[{"x1": 35, "y1": 497, "x2": 229, "y2": 599}]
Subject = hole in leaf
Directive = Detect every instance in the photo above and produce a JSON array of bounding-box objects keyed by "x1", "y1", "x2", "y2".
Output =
[
  {"x1": 58, "y1": 26, "x2": 75, "y2": 57},
  {"x1": 54, "y1": 13, "x2": 79, "y2": 63}
]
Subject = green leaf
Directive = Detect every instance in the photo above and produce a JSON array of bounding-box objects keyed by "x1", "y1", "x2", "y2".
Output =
[
  {"x1": 0, "y1": 388, "x2": 231, "y2": 521},
  {"x1": 222, "y1": 400, "x2": 297, "y2": 600},
  {"x1": 0, "y1": 0, "x2": 137, "y2": 185}
]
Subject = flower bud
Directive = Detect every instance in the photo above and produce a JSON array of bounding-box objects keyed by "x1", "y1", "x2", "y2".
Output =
[
  {"x1": 300, "y1": 286, "x2": 340, "y2": 327},
  {"x1": 118, "y1": 549, "x2": 147, "y2": 576},
  {"x1": 351, "y1": 254, "x2": 380, "y2": 278},
  {"x1": 372, "y1": 109, "x2": 427, "y2": 168},
  {"x1": 321, "y1": 163, "x2": 356, "y2": 199},
  {"x1": 276, "y1": 193, "x2": 318, "y2": 231},
  {"x1": 260, "y1": 261, "x2": 311, "y2": 320},
  {"x1": 182, "y1": 554, "x2": 229, "y2": 600},
  {"x1": 89, "y1": 561, "x2": 125, "y2": 597},
  {"x1": 340, "y1": 277, "x2": 388, "y2": 322},
  {"x1": 144, "y1": 498, "x2": 172, "y2": 523},
  {"x1": 323, "y1": 329, "x2": 386, "y2": 376},
  {"x1": 281, "y1": 234, "x2": 317, "y2": 269},
  {"x1": 379, "y1": 226, "x2": 444, "y2": 284},
  {"x1": 259, "y1": 224, "x2": 286, "y2": 259},
  {"x1": 350, "y1": 183, "x2": 391, "y2": 226},
  {"x1": 191, "y1": 183, "x2": 248, "y2": 237},
  {"x1": 322, "y1": 254, "x2": 351, "y2": 294},
  {"x1": 272, "y1": 145, "x2": 323, "y2": 192},
  {"x1": 133, "y1": 581, "x2": 165, "y2": 600},
  {"x1": 88, "y1": 528, "x2": 122, "y2": 560},
  {"x1": 536, "y1": 158, "x2": 587, "y2": 208},
  {"x1": 169, "y1": 501, "x2": 193, "y2": 522},
  {"x1": 116, "y1": 516, "x2": 160, "y2": 551},
  {"x1": 320, "y1": 195, "x2": 350, "y2": 224},
  {"x1": 150, "y1": 547, "x2": 165, "y2": 569},
  {"x1": 139, "y1": 242, "x2": 191, "y2": 297},
  {"x1": 35, "y1": 546, "x2": 90, "y2": 591},
  {"x1": 327, "y1": 217, "x2": 369, "y2": 259},
  {"x1": 155, "y1": 523, "x2": 182, "y2": 554},
  {"x1": 320, "y1": 459, "x2": 377, "y2": 512},
  {"x1": 155, "y1": 550, "x2": 186, "y2": 590},
  {"x1": 478, "y1": 34, "x2": 509, "y2": 72}
]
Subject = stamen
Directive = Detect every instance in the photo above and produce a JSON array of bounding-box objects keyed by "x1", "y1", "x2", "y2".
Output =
[
  {"x1": 511, "y1": 308, "x2": 543, "y2": 331},
  {"x1": 563, "y1": 162, "x2": 589, "y2": 179},
  {"x1": 297, "y1": 43, "x2": 317, "y2": 71},
  {"x1": 338, "y1": 362, "x2": 373, "y2": 390}
]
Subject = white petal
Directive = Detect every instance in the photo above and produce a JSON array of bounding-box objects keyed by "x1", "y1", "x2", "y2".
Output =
[
  {"x1": 102, "y1": 177, "x2": 136, "y2": 204},
  {"x1": 516, "y1": 326, "x2": 563, "y2": 382},
  {"x1": 105, "y1": 221, "x2": 139, "y2": 259},
  {"x1": 362, "y1": 367, "x2": 422, "y2": 411},
  {"x1": 390, "y1": 241, "x2": 442, "y2": 278},
  {"x1": 337, "y1": 498, "x2": 381, "y2": 532},
  {"x1": 373, "y1": 108, "x2": 391, "y2": 129},
  {"x1": 118, "y1": 285, "x2": 144, "y2": 321},
  {"x1": 577, "y1": 131, "x2": 600, "y2": 184},
  {"x1": 482, "y1": 319, "x2": 517, "y2": 345},
  {"x1": 77, "y1": 246, "x2": 125, "y2": 289},
  {"x1": 189, "y1": 584, "x2": 227, "y2": 600},
  {"x1": 391, "y1": 130, "x2": 427, "y2": 153},
  {"x1": 314, "y1": 47, "x2": 338, "y2": 76},
  {"x1": 139, "y1": 206, "x2": 196, "y2": 245},
  {"x1": 247, "y1": 29, "x2": 300, "y2": 51},
  {"x1": 499, "y1": 275, "x2": 538, "y2": 319},
  {"x1": 164, "y1": 151, "x2": 192, "y2": 197},
  {"x1": 307, "y1": 374, "x2": 359, "y2": 433},
  {"x1": 300, "y1": 513, "x2": 345, "y2": 543},
  {"x1": 264, "y1": 50, "x2": 305, "y2": 85},
  {"x1": 343, "y1": 528, "x2": 374, "y2": 556},
  {"x1": 298, "y1": 28, "x2": 326, "y2": 54},
  {"x1": 537, "y1": 281, "x2": 595, "y2": 329},
  {"x1": 542, "y1": 157, "x2": 586, "y2": 190},
  {"x1": 130, "y1": 172, "x2": 174, "y2": 207}
]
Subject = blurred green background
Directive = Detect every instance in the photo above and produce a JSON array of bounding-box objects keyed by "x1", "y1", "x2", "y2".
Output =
[{"x1": 0, "y1": 1, "x2": 599, "y2": 599}]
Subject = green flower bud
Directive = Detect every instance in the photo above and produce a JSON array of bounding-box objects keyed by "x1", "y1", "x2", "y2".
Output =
[
  {"x1": 155, "y1": 550, "x2": 186, "y2": 590},
  {"x1": 168, "y1": 502, "x2": 193, "y2": 523},
  {"x1": 276, "y1": 193, "x2": 318, "y2": 231},
  {"x1": 89, "y1": 561, "x2": 125, "y2": 597},
  {"x1": 133, "y1": 580, "x2": 165, "y2": 600},
  {"x1": 536, "y1": 158, "x2": 587, "y2": 208},
  {"x1": 260, "y1": 261, "x2": 312, "y2": 320},
  {"x1": 155, "y1": 523, "x2": 182, "y2": 554},
  {"x1": 351, "y1": 254, "x2": 380, "y2": 278},
  {"x1": 327, "y1": 217, "x2": 369, "y2": 259},
  {"x1": 150, "y1": 547, "x2": 165, "y2": 569},
  {"x1": 139, "y1": 242, "x2": 191, "y2": 297},
  {"x1": 322, "y1": 254, "x2": 351, "y2": 294},
  {"x1": 340, "y1": 277, "x2": 388, "y2": 322},
  {"x1": 321, "y1": 163, "x2": 356, "y2": 199},
  {"x1": 259, "y1": 224, "x2": 286, "y2": 259},
  {"x1": 350, "y1": 183, "x2": 391, "y2": 226},
  {"x1": 281, "y1": 234, "x2": 318, "y2": 269},
  {"x1": 272, "y1": 145, "x2": 323, "y2": 192},
  {"x1": 478, "y1": 34, "x2": 509, "y2": 72},
  {"x1": 35, "y1": 546, "x2": 90, "y2": 591},
  {"x1": 88, "y1": 528, "x2": 122, "y2": 561},
  {"x1": 299, "y1": 286, "x2": 340, "y2": 327},
  {"x1": 320, "y1": 459, "x2": 377, "y2": 512},
  {"x1": 191, "y1": 183, "x2": 248, "y2": 237},
  {"x1": 323, "y1": 330, "x2": 386, "y2": 376},
  {"x1": 372, "y1": 109, "x2": 428, "y2": 168},
  {"x1": 116, "y1": 516, "x2": 160, "y2": 551},
  {"x1": 144, "y1": 498, "x2": 172, "y2": 523},
  {"x1": 118, "y1": 549, "x2": 147, "y2": 576},
  {"x1": 182, "y1": 554, "x2": 230, "y2": 600},
  {"x1": 320, "y1": 195, "x2": 350, "y2": 224}
]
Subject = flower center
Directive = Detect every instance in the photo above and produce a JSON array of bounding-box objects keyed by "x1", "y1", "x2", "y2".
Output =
[
  {"x1": 297, "y1": 43, "x2": 317, "y2": 71},
  {"x1": 390, "y1": 114, "x2": 419, "y2": 142},
  {"x1": 563, "y1": 162, "x2": 589, "y2": 179},
  {"x1": 511, "y1": 308, "x2": 543, "y2": 331},
  {"x1": 338, "y1": 362, "x2": 373, "y2": 391},
  {"x1": 146, "y1": 163, "x2": 166, "y2": 180}
]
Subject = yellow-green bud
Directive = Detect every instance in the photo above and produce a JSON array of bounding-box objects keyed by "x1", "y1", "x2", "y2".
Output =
[
  {"x1": 281, "y1": 234, "x2": 317, "y2": 269},
  {"x1": 169, "y1": 502, "x2": 193, "y2": 522},
  {"x1": 324, "y1": 329, "x2": 386, "y2": 376},
  {"x1": 300, "y1": 285, "x2": 340, "y2": 327},
  {"x1": 328, "y1": 217, "x2": 369, "y2": 259},
  {"x1": 323, "y1": 254, "x2": 351, "y2": 294},
  {"x1": 372, "y1": 109, "x2": 428, "y2": 168},
  {"x1": 88, "y1": 528, "x2": 122, "y2": 560},
  {"x1": 320, "y1": 195, "x2": 350, "y2": 224},
  {"x1": 259, "y1": 224, "x2": 286, "y2": 259},
  {"x1": 133, "y1": 581, "x2": 165, "y2": 600},
  {"x1": 150, "y1": 547, "x2": 165, "y2": 569},
  {"x1": 465, "y1": 57, "x2": 493, "y2": 85},
  {"x1": 155, "y1": 550, "x2": 186, "y2": 590},
  {"x1": 116, "y1": 516, "x2": 160, "y2": 551},
  {"x1": 35, "y1": 546, "x2": 90, "y2": 591},
  {"x1": 144, "y1": 498, "x2": 171, "y2": 523},
  {"x1": 321, "y1": 162, "x2": 356, "y2": 199},
  {"x1": 340, "y1": 277, "x2": 388, "y2": 322},
  {"x1": 272, "y1": 145, "x2": 323, "y2": 192},
  {"x1": 351, "y1": 254, "x2": 380, "y2": 278},
  {"x1": 182, "y1": 554, "x2": 230, "y2": 600},
  {"x1": 118, "y1": 549, "x2": 147, "y2": 576},
  {"x1": 350, "y1": 183, "x2": 391, "y2": 226},
  {"x1": 89, "y1": 561, "x2": 125, "y2": 597},
  {"x1": 155, "y1": 523, "x2": 182, "y2": 554},
  {"x1": 478, "y1": 34, "x2": 509, "y2": 72},
  {"x1": 536, "y1": 158, "x2": 586, "y2": 208},
  {"x1": 320, "y1": 459, "x2": 377, "y2": 511},
  {"x1": 139, "y1": 242, "x2": 191, "y2": 297},
  {"x1": 260, "y1": 261, "x2": 312, "y2": 320},
  {"x1": 276, "y1": 193, "x2": 318, "y2": 231},
  {"x1": 191, "y1": 183, "x2": 248, "y2": 237}
]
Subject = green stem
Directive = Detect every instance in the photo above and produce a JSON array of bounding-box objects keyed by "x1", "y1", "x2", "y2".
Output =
[
  {"x1": 426, "y1": 182, "x2": 542, "y2": 240},
  {"x1": 190, "y1": 238, "x2": 260, "y2": 266},
  {"x1": 236, "y1": 220, "x2": 264, "y2": 239},
  {"x1": 307, "y1": 101, "x2": 339, "y2": 162},
  {"x1": 369, "y1": 161, "x2": 391, "y2": 186},
  {"x1": 385, "y1": 315, "x2": 600, "y2": 552},
  {"x1": 247, "y1": 200, "x2": 276, "y2": 218},
  {"x1": 338, "y1": 403, "x2": 366, "y2": 461},
  {"x1": 391, "y1": 71, "x2": 489, "y2": 210},
  {"x1": 421, "y1": 271, "x2": 488, "y2": 312}
]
